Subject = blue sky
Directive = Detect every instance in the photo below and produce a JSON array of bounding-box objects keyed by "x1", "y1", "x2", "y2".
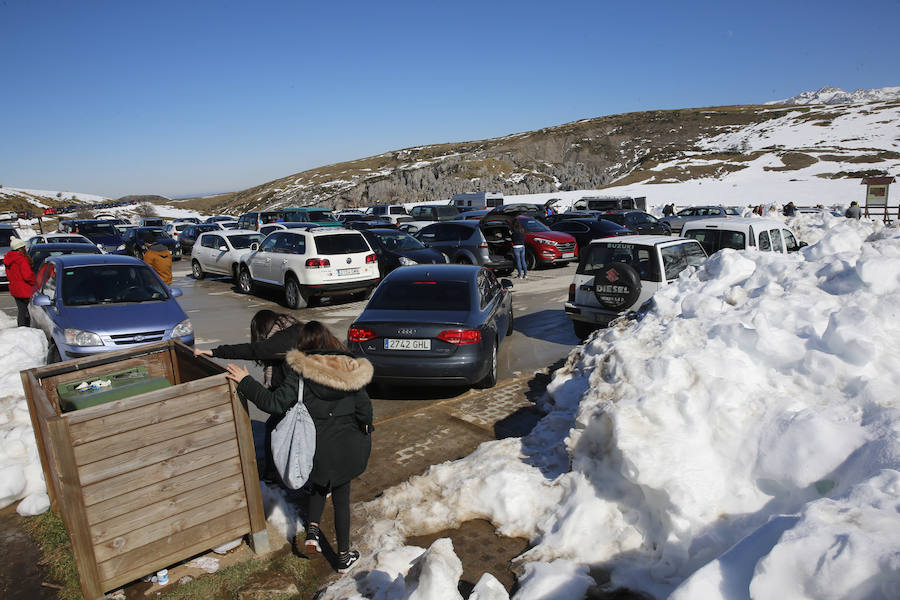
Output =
[{"x1": 1, "y1": 0, "x2": 897, "y2": 198}]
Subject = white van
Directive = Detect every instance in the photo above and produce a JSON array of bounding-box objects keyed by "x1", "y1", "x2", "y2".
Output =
[{"x1": 681, "y1": 218, "x2": 804, "y2": 255}]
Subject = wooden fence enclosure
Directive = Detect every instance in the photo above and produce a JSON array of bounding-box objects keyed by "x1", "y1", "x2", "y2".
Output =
[{"x1": 21, "y1": 341, "x2": 269, "y2": 600}]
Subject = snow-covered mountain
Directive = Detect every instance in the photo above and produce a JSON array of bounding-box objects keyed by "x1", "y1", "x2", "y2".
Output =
[{"x1": 767, "y1": 85, "x2": 900, "y2": 105}]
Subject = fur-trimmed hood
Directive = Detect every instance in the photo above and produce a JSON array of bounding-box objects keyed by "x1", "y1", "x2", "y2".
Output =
[{"x1": 286, "y1": 350, "x2": 373, "y2": 392}]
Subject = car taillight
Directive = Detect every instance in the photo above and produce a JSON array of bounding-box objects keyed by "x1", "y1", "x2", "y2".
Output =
[
  {"x1": 479, "y1": 243, "x2": 488, "y2": 249},
  {"x1": 568, "y1": 283, "x2": 576, "y2": 302},
  {"x1": 348, "y1": 326, "x2": 377, "y2": 342},
  {"x1": 306, "y1": 258, "x2": 331, "y2": 268},
  {"x1": 365, "y1": 253, "x2": 377, "y2": 263},
  {"x1": 437, "y1": 329, "x2": 482, "y2": 344}
]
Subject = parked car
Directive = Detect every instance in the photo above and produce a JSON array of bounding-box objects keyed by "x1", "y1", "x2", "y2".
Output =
[
  {"x1": 482, "y1": 215, "x2": 577, "y2": 270},
  {"x1": 203, "y1": 216, "x2": 234, "y2": 224},
  {"x1": 164, "y1": 221, "x2": 190, "y2": 238},
  {"x1": 565, "y1": 236, "x2": 707, "y2": 338},
  {"x1": 344, "y1": 216, "x2": 397, "y2": 230},
  {"x1": 191, "y1": 229, "x2": 264, "y2": 280},
  {"x1": 347, "y1": 265, "x2": 514, "y2": 388},
  {"x1": 177, "y1": 223, "x2": 223, "y2": 255},
  {"x1": 572, "y1": 196, "x2": 638, "y2": 211},
  {"x1": 407, "y1": 204, "x2": 460, "y2": 222},
  {"x1": 281, "y1": 207, "x2": 341, "y2": 226},
  {"x1": 140, "y1": 217, "x2": 165, "y2": 227},
  {"x1": 174, "y1": 217, "x2": 202, "y2": 224},
  {"x1": 599, "y1": 210, "x2": 672, "y2": 235},
  {"x1": 17, "y1": 209, "x2": 33, "y2": 219},
  {"x1": 0, "y1": 224, "x2": 23, "y2": 286},
  {"x1": 366, "y1": 204, "x2": 409, "y2": 223},
  {"x1": 217, "y1": 220, "x2": 240, "y2": 230},
  {"x1": 681, "y1": 218, "x2": 806, "y2": 255},
  {"x1": 28, "y1": 254, "x2": 193, "y2": 362},
  {"x1": 358, "y1": 228, "x2": 447, "y2": 276},
  {"x1": 236, "y1": 210, "x2": 285, "y2": 231},
  {"x1": 544, "y1": 210, "x2": 606, "y2": 225},
  {"x1": 58, "y1": 219, "x2": 124, "y2": 253},
  {"x1": 237, "y1": 227, "x2": 380, "y2": 309},
  {"x1": 660, "y1": 206, "x2": 741, "y2": 234},
  {"x1": 27, "y1": 242, "x2": 103, "y2": 271},
  {"x1": 25, "y1": 233, "x2": 96, "y2": 252},
  {"x1": 42, "y1": 208, "x2": 58, "y2": 216},
  {"x1": 451, "y1": 209, "x2": 492, "y2": 221},
  {"x1": 414, "y1": 220, "x2": 514, "y2": 275},
  {"x1": 396, "y1": 221, "x2": 436, "y2": 235},
  {"x1": 118, "y1": 226, "x2": 183, "y2": 261},
  {"x1": 549, "y1": 218, "x2": 632, "y2": 251}
]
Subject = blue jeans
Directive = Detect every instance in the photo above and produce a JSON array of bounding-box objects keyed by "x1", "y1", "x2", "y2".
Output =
[{"x1": 513, "y1": 245, "x2": 526, "y2": 277}]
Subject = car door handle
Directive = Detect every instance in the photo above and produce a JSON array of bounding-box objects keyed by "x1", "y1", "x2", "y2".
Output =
[{"x1": 282, "y1": 259, "x2": 288, "y2": 264}]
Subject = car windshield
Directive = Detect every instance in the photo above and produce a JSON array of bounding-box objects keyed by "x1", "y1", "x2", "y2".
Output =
[
  {"x1": 578, "y1": 242, "x2": 660, "y2": 280},
  {"x1": 62, "y1": 265, "x2": 170, "y2": 306},
  {"x1": 47, "y1": 236, "x2": 92, "y2": 244},
  {"x1": 0, "y1": 231, "x2": 19, "y2": 246},
  {"x1": 314, "y1": 233, "x2": 369, "y2": 254},
  {"x1": 367, "y1": 280, "x2": 471, "y2": 311},
  {"x1": 140, "y1": 229, "x2": 171, "y2": 241},
  {"x1": 372, "y1": 230, "x2": 425, "y2": 251},
  {"x1": 32, "y1": 247, "x2": 102, "y2": 269},
  {"x1": 228, "y1": 234, "x2": 263, "y2": 249},
  {"x1": 78, "y1": 223, "x2": 118, "y2": 236},
  {"x1": 519, "y1": 217, "x2": 550, "y2": 232}
]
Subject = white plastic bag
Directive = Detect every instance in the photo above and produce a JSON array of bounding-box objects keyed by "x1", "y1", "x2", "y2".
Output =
[{"x1": 270, "y1": 376, "x2": 315, "y2": 489}]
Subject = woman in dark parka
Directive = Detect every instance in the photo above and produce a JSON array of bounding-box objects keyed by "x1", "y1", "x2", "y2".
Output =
[{"x1": 225, "y1": 321, "x2": 373, "y2": 573}]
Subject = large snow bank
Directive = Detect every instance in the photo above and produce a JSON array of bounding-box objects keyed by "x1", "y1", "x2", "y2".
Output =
[
  {"x1": 0, "y1": 312, "x2": 49, "y2": 514},
  {"x1": 321, "y1": 216, "x2": 899, "y2": 599}
]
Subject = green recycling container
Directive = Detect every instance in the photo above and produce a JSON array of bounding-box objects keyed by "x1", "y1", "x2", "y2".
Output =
[{"x1": 56, "y1": 365, "x2": 172, "y2": 412}]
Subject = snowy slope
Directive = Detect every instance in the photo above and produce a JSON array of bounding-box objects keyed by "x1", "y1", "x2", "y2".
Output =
[
  {"x1": 318, "y1": 213, "x2": 900, "y2": 600},
  {"x1": 768, "y1": 85, "x2": 900, "y2": 105}
]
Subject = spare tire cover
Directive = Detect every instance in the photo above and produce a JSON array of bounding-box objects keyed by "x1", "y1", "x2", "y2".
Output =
[{"x1": 593, "y1": 262, "x2": 642, "y2": 310}]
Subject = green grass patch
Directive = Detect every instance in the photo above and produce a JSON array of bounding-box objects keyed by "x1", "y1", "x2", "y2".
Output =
[
  {"x1": 22, "y1": 511, "x2": 81, "y2": 600},
  {"x1": 764, "y1": 152, "x2": 818, "y2": 171}
]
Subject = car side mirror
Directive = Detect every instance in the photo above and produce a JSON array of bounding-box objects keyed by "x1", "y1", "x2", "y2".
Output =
[
  {"x1": 169, "y1": 287, "x2": 183, "y2": 298},
  {"x1": 799, "y1": 241, "x2": 808, "y2": 248},
  {"x1": 218, "y1": 246, "x2": 228, "y2": 252},
  {"x1": 250, "y1": 242, "x2": 259, "y2": 251},
  {"x1": 501, "y1": 278, "x2": 514, "y2": 289},
  {"x1": 32, "y1": 294, "x2": 52, "y2": 306}
]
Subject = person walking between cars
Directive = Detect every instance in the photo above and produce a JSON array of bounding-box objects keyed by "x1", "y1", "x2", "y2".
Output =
[
  {"x1": 195, "y1": 310, "x2": 302, "y2": 483},
  {"x1": 845, "y1": 201, "x2": 862, "y2": 220},
  {"x1": 512, "y1": 221, "x2": 527, "y2": 279},
  {"x1": 141, "y1": 234, "x2": 172, "y2": 284},
  {"x1": 4, "y1": 238, "x2": 36, "y2": 326},
  {"x1": 225, "y1": 321, "x2": 373, "y2": 574}
]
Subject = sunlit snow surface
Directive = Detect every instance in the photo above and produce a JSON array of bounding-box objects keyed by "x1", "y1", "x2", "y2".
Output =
[{"x1": 322, "y1": 215, "x2": 900, "y2": 600}]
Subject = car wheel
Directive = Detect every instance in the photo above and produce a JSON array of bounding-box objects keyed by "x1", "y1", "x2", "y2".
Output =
[
  {"x1": 191, "y1": 260, "x2": 204, "y2": 280},
  {"x1": 525, "y1": 248, "x2": 538, "y2": 271},
  {"x1": 284, "y1": 276, "x2": 308, "y2": 309},
  {"x1": 238, "y1": 266, "x2": 254, "y2": 294},
  {"x1": 474, "y1": 338, "x2": 498, "y2": 389},
  {"x1": 572, "y1": 320, "x2": 596, "y2": 341},
  {"x1": 47, "y1": 344, "x2": 61, "y2": 364}
]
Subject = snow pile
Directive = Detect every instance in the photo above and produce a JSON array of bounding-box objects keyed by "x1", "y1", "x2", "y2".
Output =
[
  {"x1": 322, "y1": 217, "x2": 900, "y2": 599},
  {"x1": 0, "y1": 312, "x2": 49, "y2": 514}
]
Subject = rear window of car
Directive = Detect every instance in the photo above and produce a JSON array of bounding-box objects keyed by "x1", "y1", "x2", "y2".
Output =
[
  {"x1": 367, "y1": 280, "x2": 471, "y2": 311},
  {"x1": 0, "y1": 230, "x2": 19, "y2": 246},
  {"x1": 313, "y1": 233, "x2": 370, "y2": 255},
  {"x1": 578, "y1": 243, "x2": 659, "y2": 281},
  {"x1": 228, "y1": 234, "x2": 263, "y2": 249},
  {"x1": 78, "y1": 223, "x2": 118, "y2": 236},
  {"x1": 660, "y1": 242, "x2": 707, "y2": 280},
  {"x1": 684, "y1": 230, "x2": 746, "y2": 254}
]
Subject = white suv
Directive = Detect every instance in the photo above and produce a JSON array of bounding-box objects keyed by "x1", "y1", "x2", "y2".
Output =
[
  {"x1": 565, "y1": 235, "x2": 707, "y2": 339},
  {"x1": 366, "y1": 204, "x2": 409, "y2": 223},
  {"x1": 237, "y1": 227, "x2": 379, "y2": 309}
]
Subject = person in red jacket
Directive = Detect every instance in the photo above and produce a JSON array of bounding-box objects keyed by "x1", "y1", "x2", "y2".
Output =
[{"x1": 4, "y1": 238, "x2": 36, "y2": 326}]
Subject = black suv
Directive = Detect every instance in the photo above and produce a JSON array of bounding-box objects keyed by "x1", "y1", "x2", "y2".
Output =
[
  {"x1": 177, "y1": 223, "x2": 223, "y2": 255},
  {"x1": 119, "y1": 226, "x2": 182, "y2": 260},
  {"x1": 600, "y1": 210, "x2": 671, "y2": 235}
]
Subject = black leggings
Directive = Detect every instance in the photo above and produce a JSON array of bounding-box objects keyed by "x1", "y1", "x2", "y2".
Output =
[
  {"x1": 14, "y1": 297, "x2": 30, "y2": 327},
  {"x1": 308, "y1": 481, "x2": 351, "y2": 553}
]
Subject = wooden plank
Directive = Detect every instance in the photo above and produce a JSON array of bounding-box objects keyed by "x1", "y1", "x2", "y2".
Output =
[
  {"x1": 84, "y1": 456, "x2": 242, "y2": 524},
  {"x1": 78, "y1": 421, "x2": 236, "y2": 486},
  {"x1": 20, "y1": 369, "x2": 60, "y2": 510},
  {"x1": 63, "y1": 376, "x2": 224, "y2": 425},
  {"x1": 81, "y1": 439, "x2": 238, "y2": 506},
  {"x1": 92, "y1": 490, "x2": 248, "y2": 563},
  {"x1": 162, "y1": 341, "x2": 177, "y2": 385},
  {"x1": 97, "y1": 511, "x2": 248, "y2": 589},
  {"x1": 67, "y1": 386, "x2": 229, "y2": 446},
  {"x1": 174, "y1": 342, "x2": 227, "y2": 383},
  {"x1": 229, "y1": 379, "x2": 267, "y2": 536},
  {"x1": 90, "y1": 473, "x2": 246, "y2": 545},
  {"x1": 46, "y1": 418, "x2": 105, "y2": 600},
  {"x1": 74, "y1": 404, "x2": 233, "y2": 466}
]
